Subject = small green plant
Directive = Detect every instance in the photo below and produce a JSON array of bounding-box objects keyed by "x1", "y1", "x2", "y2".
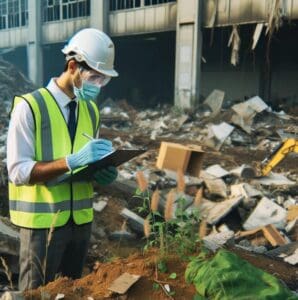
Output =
[
  {"x1": 157, "y1": 259, "x2": 168, "y2": 273},
  {"x1": 136, "y1": 170, "x2": 202, "y2": 259}
]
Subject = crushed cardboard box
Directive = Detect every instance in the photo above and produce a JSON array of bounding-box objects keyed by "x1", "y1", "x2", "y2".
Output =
[{"x1": 156, "y1": 142, "x2": 204, "y2": 177}]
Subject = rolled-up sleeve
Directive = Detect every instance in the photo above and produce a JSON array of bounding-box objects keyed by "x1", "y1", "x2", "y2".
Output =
[{"x1": 7, "y1": 100, "x2": 37, "y2": 185}]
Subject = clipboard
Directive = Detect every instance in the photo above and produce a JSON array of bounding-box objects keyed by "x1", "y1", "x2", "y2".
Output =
[{"x1": 47, "y1": 149, "x2": 146, "y2": 185}]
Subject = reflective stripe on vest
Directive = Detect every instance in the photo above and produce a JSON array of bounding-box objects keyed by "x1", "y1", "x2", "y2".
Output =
[
  {"x1": 9, "y1": 88, "x2": 100, "y2": 229},
  {"x1": 9, "y1": 198, "x2": 92, "y2": 213}
]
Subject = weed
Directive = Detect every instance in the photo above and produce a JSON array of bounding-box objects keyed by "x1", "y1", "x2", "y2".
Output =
[{"x1": 136, "y1": 170, "x2": 202, "y2": 259}]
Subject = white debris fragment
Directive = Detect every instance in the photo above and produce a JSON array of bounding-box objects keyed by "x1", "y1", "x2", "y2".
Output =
[
  {"x1": 205, "y1": 164, "x2": 230, "y2": 178},
  {"x1": 203, "y1": 89, "x2": 225, "y2": 117},
  {"x1": 243, "y1": 197, "x2": 287, "y2": 230},
  {"x1": 253, "y1": 172, "x2": 296, "y2": 186},
  {"x1": 283, "y1": 249, "x2": 298, "y2": 265},
  {"x1": 203, "y1": 230, "x2": 234, "y2": 252},
  {"x1": 93, "y1": 201, "x2": 108, "y2": 213}
]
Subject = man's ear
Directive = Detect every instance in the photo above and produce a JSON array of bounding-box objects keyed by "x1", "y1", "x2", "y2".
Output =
[{"x1": 68, "y1": 60, "x2": 78, "y2": 74}]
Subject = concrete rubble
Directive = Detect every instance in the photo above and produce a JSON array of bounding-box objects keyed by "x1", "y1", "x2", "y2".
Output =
[
  {"x1": 0, "y1": 70, "x2": 297, "y2": 293},
  {"x1": 89, "y1": 91, "x2": 298, "y2": 269}
]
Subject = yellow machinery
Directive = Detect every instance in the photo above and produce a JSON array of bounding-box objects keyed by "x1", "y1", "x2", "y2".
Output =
[{"x1": 261, "y1": 138, "x2": 298, "y2": 176}]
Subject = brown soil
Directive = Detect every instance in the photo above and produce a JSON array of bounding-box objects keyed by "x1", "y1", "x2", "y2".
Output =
[
  {"x1": 24, "y1": 246, "x2": 298, "y2": 300},
  {"x1": 21, "y1": 126, "x2": 298, "y2": 299},
  {"x1": 25, "y1": 250, "x2": 196, "y2": 300}
]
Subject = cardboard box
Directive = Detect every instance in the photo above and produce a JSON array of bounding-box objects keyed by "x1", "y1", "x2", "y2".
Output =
[{"x1": 156, "y1": 142, "x2": 204, "y2": 177}]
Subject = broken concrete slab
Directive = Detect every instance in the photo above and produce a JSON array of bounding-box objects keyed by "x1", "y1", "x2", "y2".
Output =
[
  {"x1": 120, "y1": 208, "x2": 144, "y2": 234},
  {"x1": 243, "y1": 197, "x2": 287, "y2": 230},
  {"x1": 196, "y1": 196, "x2": 243, "y2": 225},
  {"x1": 203, "y1": 230, "x2": 234, "y2": 252},
  {"x1": 283, "y1": 249, "x2": 298, "y2": 265},
  {"x1": 204, "y1": 178, "x2": 227, "y2": 198},
  {"x1": 204, "y1": 122, "x2": 234, "y2": 150},
  {"x1": 231, "y1": 96, "x2": 268, "y2": 134},
  {"x1": 205, "y1": 164, "x2": 230, "y2": 178},
  {"x1": 231, "y1": 183, "x2": 262, "y2": 198},
  {"x1": 253, "y1": 172, "x2": 296, "y2": 186},
  {"x1": 203, "y1": 89, "x2": 225, "y2": 117}
]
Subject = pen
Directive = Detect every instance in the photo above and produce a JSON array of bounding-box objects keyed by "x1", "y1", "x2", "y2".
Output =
[{"x1": 82, "y1": 132, "x2": 94, "y2": 140}]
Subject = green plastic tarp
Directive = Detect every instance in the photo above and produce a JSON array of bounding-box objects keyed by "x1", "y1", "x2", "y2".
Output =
[{"x1": 185, "y1": 249, "x2": 298, "y2": 300}]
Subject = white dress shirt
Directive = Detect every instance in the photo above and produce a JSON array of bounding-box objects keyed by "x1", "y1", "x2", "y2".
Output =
[{"x1": 7, "y1": 78, "x2": 77, "y2": 185}]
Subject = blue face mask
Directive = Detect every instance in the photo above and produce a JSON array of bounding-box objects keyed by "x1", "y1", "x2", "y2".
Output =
[{"x1": 74, "y1": 80, "x2": 101, "y2": 101}]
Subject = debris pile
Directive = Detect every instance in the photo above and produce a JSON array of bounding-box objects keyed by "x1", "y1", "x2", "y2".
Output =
[
  {"x1": 0, "y1": 87, "x2": 297, "y2": 297},
  {"x1": 95, "y1": 90, "x2": 298, "y2": 272}
]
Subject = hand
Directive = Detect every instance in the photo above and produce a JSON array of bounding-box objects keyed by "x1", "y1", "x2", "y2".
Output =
[
  {"x1": 66, "y1": 139, "x2": 113, "y2": 171},
  {"x1": 94, "y1": 166, "x2": 118, "y2": 186}
]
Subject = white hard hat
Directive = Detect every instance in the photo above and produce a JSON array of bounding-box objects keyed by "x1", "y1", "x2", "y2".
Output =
[{"x1": 62, "y1": 28, "x2": 118, "y2": 77}]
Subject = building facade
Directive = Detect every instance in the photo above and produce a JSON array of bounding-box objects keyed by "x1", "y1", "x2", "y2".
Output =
[{"x1": 0, "y1": 0, "x2": 298, "y2": 108}]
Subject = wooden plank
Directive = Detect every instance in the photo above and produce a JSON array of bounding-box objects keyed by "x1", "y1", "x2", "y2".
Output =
[
  {"x1": 287, "y1": 205, "x2": 298, "y2": 222},
  {"x1": 262, "y1": 224, "x2": 287, "y2": 247}
]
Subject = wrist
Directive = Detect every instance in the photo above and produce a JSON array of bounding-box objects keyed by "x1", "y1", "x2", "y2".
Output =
[{"x1": 66, "y1": 154, "x2": 77, "y2": 171}]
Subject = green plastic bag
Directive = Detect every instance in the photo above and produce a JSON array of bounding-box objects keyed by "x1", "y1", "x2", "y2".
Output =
[{"x1": 185, "y1": 249, "x2": 298, "y2": 300}]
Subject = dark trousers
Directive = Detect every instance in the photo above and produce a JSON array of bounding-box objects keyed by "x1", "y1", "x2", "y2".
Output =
[{"x1": 18, "y1": 219, "x2": 92, "y2": 291}]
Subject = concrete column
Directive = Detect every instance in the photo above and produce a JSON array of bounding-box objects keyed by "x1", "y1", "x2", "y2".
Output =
[
  {"x1": 174, "y1": 0, "x2": 203, "y2": 109},
  {"x1": 90, "y1": 0, "x2": 109, "y2": 33},
  {"x1": 27, "y1": 0, "x2": 43, "y2": 86}
]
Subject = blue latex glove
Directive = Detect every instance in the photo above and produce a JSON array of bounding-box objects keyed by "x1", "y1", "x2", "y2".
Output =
[
  {"x1": 94, "y1": 166, "x2": 118, "y2": 186},
  {"x1": 67, "y1": 139, "x2": 112, "y2": 171}
]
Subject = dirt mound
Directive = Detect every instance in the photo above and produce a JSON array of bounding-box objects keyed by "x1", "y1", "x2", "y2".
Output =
[{"x1": 25, "y1": 250, "x2": 196, "y2": 300}]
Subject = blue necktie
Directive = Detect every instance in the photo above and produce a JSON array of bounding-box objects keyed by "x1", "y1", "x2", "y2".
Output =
[{"x1": 67, "y1": 101, "x2": 77, "y2": 143}]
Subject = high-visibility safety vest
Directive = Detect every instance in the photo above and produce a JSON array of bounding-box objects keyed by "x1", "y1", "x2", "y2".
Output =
[{"x1": 9, "y1": 88, "x2": 100, "y2": 229}]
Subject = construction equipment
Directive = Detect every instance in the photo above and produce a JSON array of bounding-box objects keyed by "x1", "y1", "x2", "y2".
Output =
[{"x1": 261, "y1": 138, "x2": 298, "y2": 176}]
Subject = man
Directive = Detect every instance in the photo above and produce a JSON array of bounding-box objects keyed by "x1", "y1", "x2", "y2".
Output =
[{"x1": 6, "y1": 28, "x2": 118, "y2": 291}]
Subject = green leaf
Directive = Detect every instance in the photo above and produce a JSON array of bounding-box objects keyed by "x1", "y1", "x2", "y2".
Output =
[
  {"x1": 157, "y1": 260, "x2": 168, "y2": 273},
  {"x1": 169, "y1": 272, "x2": 177, "y2": 279},
  {"x1": 152, "y1": 282, "x2": 160, "y2": 290}
]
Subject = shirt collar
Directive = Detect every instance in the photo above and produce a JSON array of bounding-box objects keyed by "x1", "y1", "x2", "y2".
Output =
[{"x1": 46, "y1": 78, "x2": 78, "y2": 108}]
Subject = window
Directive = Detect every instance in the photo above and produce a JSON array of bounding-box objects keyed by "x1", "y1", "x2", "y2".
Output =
[
  {"x1": 43, "y1": 0, "x2": 60, "y2": 22},
  {"x1": 0, "y1": 0, "x2": 7, "y2": 29},
  {"x1": 43, "y1": 0, "x2": 90, "y2": 22},
  {"x1": 110, "y1": 0, "x2": 141, "y2": 11},
  {"x1": 0, "y1": 0, "x2": 27, "y2": 30},
  {"x1": 145, "y1": 0, "x2": 176, "y2": 5}
]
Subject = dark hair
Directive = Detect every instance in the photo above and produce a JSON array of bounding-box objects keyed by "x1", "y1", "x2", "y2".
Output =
[{"x1": 63, "y1": 52, "x2": 92, "y2": 72}]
